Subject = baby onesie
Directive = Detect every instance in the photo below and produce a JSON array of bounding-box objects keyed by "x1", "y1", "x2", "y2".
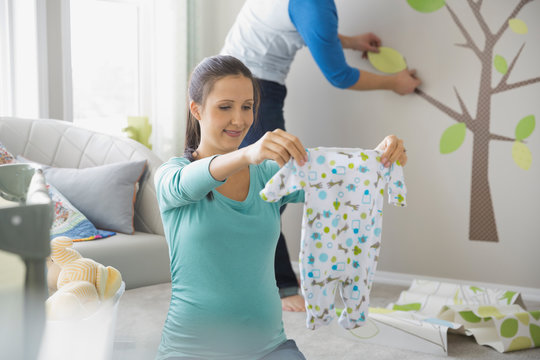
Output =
[{"x1": 260, "y1": 147, "x2": 406, "y2": 330}]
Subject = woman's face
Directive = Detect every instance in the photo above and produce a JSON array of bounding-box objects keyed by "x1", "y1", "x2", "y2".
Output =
[{"x1": 195, "y1": 75, "x2": 254, "y2": 155}]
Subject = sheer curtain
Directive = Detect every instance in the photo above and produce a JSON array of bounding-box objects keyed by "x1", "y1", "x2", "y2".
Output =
[
  {"x1": 0, "y1": 0, "x2": 40, "y2": 118},
  {"x1": 0, "y1": 0, "x2": 191, "y2": 161},
  {"x1": 151, "y1": 0, "x2": 189, "y2": 161}
]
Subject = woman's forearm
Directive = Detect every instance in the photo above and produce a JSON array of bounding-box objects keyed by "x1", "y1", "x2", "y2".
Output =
[{"x1": 208, "y1": 148, "x2": 250, "y2": 181}]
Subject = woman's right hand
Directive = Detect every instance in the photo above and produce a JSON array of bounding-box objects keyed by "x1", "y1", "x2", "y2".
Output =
[{"x1": 244, "y1": 129, "x2": 308, "y2": 167}]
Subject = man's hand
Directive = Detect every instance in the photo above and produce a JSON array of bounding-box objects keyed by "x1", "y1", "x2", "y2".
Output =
[{"x1": 339, "y1": 32, "x2": 381, "y2": 56}]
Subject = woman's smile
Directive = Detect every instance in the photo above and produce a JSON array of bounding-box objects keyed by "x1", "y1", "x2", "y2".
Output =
[{"x1": 224, "y1": 129, "x2": 244, "y2": 137}]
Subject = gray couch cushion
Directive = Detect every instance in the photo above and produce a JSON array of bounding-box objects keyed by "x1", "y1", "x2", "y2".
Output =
[{"x1": 73, "y1": 232, "x2": 171, "y2": 289}]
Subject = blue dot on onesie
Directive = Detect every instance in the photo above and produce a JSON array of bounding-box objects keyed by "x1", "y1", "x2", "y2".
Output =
[
  {"x1": 374, "y1": 228, "x2": 381, "y2": 237},
  {"x1": 319, "y1": 253, "x2": 328, "y2": 262},
  {"x1": 318, "y1": 191, "x2": 327, "y2": 200},
  {"x1": 317, "y1": 155, "x2": 326, "y2": 164}
]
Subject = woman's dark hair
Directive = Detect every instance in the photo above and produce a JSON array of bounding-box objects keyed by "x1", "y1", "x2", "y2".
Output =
[
  {"x1": 184, "y1": 55, "x2": 260, "y2": 199},
  {"x1": 184, "y1": 55, "x2": 259, "y2": 161}
]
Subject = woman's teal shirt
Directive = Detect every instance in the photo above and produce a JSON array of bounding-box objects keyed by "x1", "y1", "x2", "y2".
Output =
[{"x1": 154, "y1": 156, "x2": 304, "y2": 359}]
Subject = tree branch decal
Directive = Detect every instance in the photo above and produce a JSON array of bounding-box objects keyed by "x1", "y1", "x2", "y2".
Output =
[
  {"x1": 494, "y1": 0, "x2": 533, "y2": 40},
  {"x1": 493, "y1": 43, "x2": 525, "y2": 93},
  {"x1": 406, "y1": 0, "x2": 538, "y2": 241},
  {"x1": 466, "y1": 0, "x2": 492, "y2": 36},
  {"x1": 445, "y1": 3, "x2": 483, "y2": 57}
]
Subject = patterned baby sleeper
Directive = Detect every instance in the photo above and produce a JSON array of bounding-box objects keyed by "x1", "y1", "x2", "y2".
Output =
[{"x1": 260, "y1": 147, "x2": 407, "y2": 330}]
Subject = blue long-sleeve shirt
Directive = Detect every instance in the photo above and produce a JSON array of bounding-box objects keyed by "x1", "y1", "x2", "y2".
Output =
[{"x1": 221, "y1": 0, "x2": 360, "y2": 88}]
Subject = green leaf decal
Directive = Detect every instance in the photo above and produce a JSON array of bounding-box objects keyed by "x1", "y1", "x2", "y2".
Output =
[
  {"x1": 500, "y1": 318, "x2": 519, "y2": 338},
  {"x1": 509, "y1": 18, "x2": 528, "y2": 34},
  {"x1": 494, "y1": 55, "x2": 508, "y2": 75},
  {"x1": 530, "y1": 323, "x2": 540, "y2": 347},
  {"x1": 407, "y1": 0, "x2": 445, "y2": 13},
  {"x1": 507, "y1": 337, "x2": 532, "y2": 351},
  {"x1": 459, "y1": 311, "x2": 482, "y2": 323},
  {"x1": 515, "y1": 115, "x2": 535, "y2": 140},
  {"x1": 393, "y1": 303, "x2": 422, "y2": 311},
  {"x1": 368, "y1": 47, "x2": 407, "y2": 74},
  {"x1": 500, "y1": 291, "x2": 517, "y2": 305},
  {"x1": 470, "y1": 286, "x2": 483, "y2": 294},
  {"x1": 440, "y1": 123, "x2": 466, "y2": 154},
  {"x1": 512, "y1": 142, "x2": 532, "y2": 170}
]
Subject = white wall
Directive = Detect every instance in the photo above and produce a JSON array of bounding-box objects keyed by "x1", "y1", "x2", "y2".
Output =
[
  {"x1": 190, "y1": 0, "x2": 245, "y2": 65},
  {"x1": 282, "y1": 0, "x2": 540, "y2": 289},
  {"x1": 196, "y1": 0, "x2": 540, "y2": 289}
]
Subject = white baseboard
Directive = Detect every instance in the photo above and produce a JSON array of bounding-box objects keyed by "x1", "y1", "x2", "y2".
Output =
[{"x1": 290, "y1": 261, "x2": 540, "y2": 304}]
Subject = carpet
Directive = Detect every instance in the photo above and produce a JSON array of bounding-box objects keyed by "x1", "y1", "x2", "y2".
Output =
[{"x1": 113, "y1": 282, "x2": 540, "y2": 360}]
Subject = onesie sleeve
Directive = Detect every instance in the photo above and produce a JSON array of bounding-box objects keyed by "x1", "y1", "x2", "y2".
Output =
[
  {"x1": 260, "y1": 159, "x2": 305, "y2": 205},
  {"x1": 383, "y1": 161, "x2": 407, "y2": 207},
  {"x1": 154, "y1": 156, "x2": 225, "y2": 211}
]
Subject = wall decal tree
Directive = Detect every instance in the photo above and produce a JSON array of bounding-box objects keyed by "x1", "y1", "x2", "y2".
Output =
[{"x1": 407, "y1": 0, "x2": 539, "y2": 241}]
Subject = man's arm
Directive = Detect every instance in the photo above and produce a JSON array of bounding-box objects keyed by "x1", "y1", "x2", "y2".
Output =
[
  {"x1": 290, "y1": 0, "x2": 420, "y2": 94},
  {"x1": 348, "y1": 68, "x2": 420, "y2": 95}
]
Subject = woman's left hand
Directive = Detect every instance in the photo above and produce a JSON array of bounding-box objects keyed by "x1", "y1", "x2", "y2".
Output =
[{"x1": 375, "y1": 135, "x2": 407, "y2": 168}]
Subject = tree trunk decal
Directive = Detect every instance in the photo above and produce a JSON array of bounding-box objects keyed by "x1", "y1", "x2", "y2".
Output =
[{"x1": 407, "y1": 0, "x2": 538, "y2": 241}]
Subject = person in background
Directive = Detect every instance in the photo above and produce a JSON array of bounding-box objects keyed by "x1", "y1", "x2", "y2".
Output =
[
  {"x1": 154, "y1": 55, "x2": 407, "y2": 359},
  {"x1": 221, "y1": 0, "x2": 420, "y2": 312}
]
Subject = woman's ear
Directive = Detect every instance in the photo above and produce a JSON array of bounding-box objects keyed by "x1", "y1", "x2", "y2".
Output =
[{"x1": 190, "y1": 101, "x2": 201, "y2": 121}]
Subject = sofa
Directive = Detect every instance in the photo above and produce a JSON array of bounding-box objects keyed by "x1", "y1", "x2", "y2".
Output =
[{"x1": 0, "y1": 117, "x2": 171, "y2": 289}]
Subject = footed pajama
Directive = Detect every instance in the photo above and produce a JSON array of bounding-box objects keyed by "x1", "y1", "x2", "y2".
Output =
[{"x1": 260, "y1": 147, "x2": 407, "y2": 330}]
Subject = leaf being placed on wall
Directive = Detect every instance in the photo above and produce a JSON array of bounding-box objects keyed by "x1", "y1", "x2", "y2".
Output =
[
  {"x1": 368, "y1": 47, "x2": 407, "y2": 74},
  {"x1": 407, "y1": 0, "x2": 445, "y2": 13},
  {"x1": 494, "y1": 55, "x2": 508, "y2": 75},
  {"x1": 440, "y1": 123, "x2": 466, "y2": 154},
  {"x1": 512, "y1": 141, "x2": 532, "y2": 170},
  {"x1": 515, "y1": 115, "x2": 535, "y2": 141},
  {"x1": 509, "y1": 18, "x2": 528, "y2": 34}
]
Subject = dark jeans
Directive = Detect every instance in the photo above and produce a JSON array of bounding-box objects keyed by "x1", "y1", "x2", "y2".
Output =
[{"x1": 241, "y1": 79, "x2": 299, "y2": 297}]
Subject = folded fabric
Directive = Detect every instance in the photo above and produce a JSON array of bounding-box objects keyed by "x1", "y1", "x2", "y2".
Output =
[
  {"x1": 17, "y1": 156, "x2": 147, "y2": 234},
  {"x1": 439, "y1": 304, "x2": 540, "y2": 352},
  {"x1": 0, "y1": 141, "x2": 15, "y2": 164},
  {"x1": 380, "y1": 279, "x2": 538, "y2": 353},
  {"x1": 51, "y1": 236, "x2": 122, "y2": 300},
  {"x1": 48, "y1": 183, "x2": 115, "y2": 242},
  {"x1": 46, "y1": 236, "x2": 123, "y2": 320},
  {"x1": 46, "y1": 280, "x2": 101, "y2": 321},
  {"x1": 386, "y1": 279, "x2": 523, "y2": 316}
]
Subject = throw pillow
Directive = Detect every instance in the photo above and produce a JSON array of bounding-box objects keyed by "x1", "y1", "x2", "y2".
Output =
[
  {"x1": 48, "y1": 183, "x2": 116, "y2": 241},
  {"x1": 37, "y1": 159, "x2": 147, "y2": 234},
  {"x1": 0, "y1": 141, "x2": 15, "y2": 164}
]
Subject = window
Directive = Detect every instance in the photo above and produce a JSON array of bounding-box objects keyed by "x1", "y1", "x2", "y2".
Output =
[
  {"x1": 0, "y1": 0, "x2": 40, "y2": 118},
  {"x1": 1, "y1": 0, "x2": 188, "y2": 160},
  {"x1": 69, "y1": 0, "x2": 152, "y2": 135}
]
